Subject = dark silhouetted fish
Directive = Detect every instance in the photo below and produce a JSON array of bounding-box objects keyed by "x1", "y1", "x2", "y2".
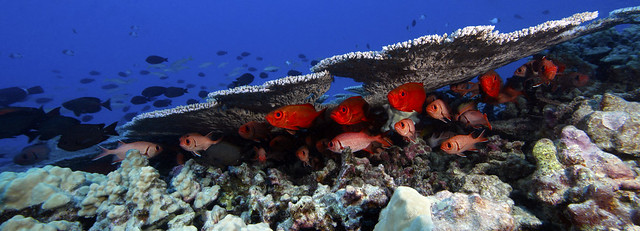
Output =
[
  {"x1": 146, "y1": 55, "x2": 168, "y2": 64},
  {"x1": 366, "y1": 43, "x2": 371, "y2": 49},
  {"x1": 51, "y1": 69, "x2": 61, "y2": 74},
  {"x1": 513, "y1": 14, "x2": 523, "y2": 19},
  {"x1": 8, "y1": 53, "x2": 23, "y2": 59},
  {"x1": 35, "y1": 98, "x2": 53, "y2": 104},
  {"x1": 141, "y1": 86, "x2": 166, "y2": 98},
  {"x1": 542, "y1": 10, "x2": 550, "y2": 15},
  {"x1": 62, "y1": 49, "x2": 75, "y2": 56},
  {"x1": 310, "y1": 60, "x2": 319, "y2": 66},
  {"x1": 248, "y1": 67, "x2": 257, "y2": 72},
  {"x1": 123, "y1": 112, "x2": 137, "y2": 121},
  {"x1": 298, "y1": 54, "x2": 307, "y2": 59},
  {"x1": 27, "y1": 86, "x2": 44, "y2": 94},
  {"x1": 153, "y1": 99, "x2": 172, "y2": 107},
  {"x1": 122, "y1": 105, "x2": 131, "y2": 112},
  {"x1": 118, "y1": 71, "x2": 129, "y2": 77},
  {"x1": 62, "y1": 97, "x2": 111, "y2": 116},
  {"x1": 412, "y1": 19, "x2": 416, "y2": 27},
  {"x1": 142, "y1": 105, "x2": 151, "y2": 111},
  {"x1": 81, "y1": 115, "x2": 94, "y2": 122},
  {"x1": 80, "y1": 78, "x2": 95, "y2": 84},
  {"x1": 13, "y1": 143, "x2": 50, "y2": 165},
  {"x1": 164, "y1": 87, "x2": 187, "y2": 98},
  {"x1": 130, "y1": 96, "x2": 150, "y2": 105},
  {"x1": 89, "y1": 70, "x2": 101, "y2": 76},
  {"x1": 287, "y1": 70, "x2": 302, "y2": 76},
  {"x1": 186, "y1": 83, "x2": 196, "y2": 89},
  {"x1": 216, "y1": 50, "x2": 228, "y2": 56},
  {"x1": 236, "y1": 56, "x2": 243, "y2": 60},
  {"x1": 0, "y1": 87, "x2": 28, "y2": 107},
  {"x1": 241, "y1": 52, "x2": 251, "y2": 57},
  {"x1": 139, "y1": 70, "x2": 151, "y2": 75},
  {"x1": 57, "y1": 122, "x2": 118, "y2": 151},
  {"x1": 198, "y1": 72, "x2": 206, "y2": 77},
  {"x1": 200, "y1": 86, "x2": 207, "y2": 90},
  {"x1": 242, "y1": 64, "x2": 248, "y2": 67},
  {"x1": 35, "y1": 108, "x2": 81, "y2": 140},
  {"x1": 177, "y1": 79, "x2": 185, "y2": 84},
  {"x1": 159, "y1": 76, "x2": 169, "y2": 80},
  {"x1": 202, "y1": 141, "x2": 242, "y2": 168},
  {"x1": 0, "y1": 107, "x2": 44, "y2": 141},
  {"x1": 259, "y1": 72, "x2": 268, "y2": 79},
  {"x1": 186, "y1": 99, "x2": 198, "y2": 104},
  {"x1": 227, "y1": 73, "x2": 254, "y2": 88},
  {"x1": 198, "y1": 90, "x2": 208, "y2": 98},
  {"x1": 256, "y1": 57, "x2": 263, "y2": 61},
  {"x1": 101, "y1": 84, "x2": 118, "y2": 90}
]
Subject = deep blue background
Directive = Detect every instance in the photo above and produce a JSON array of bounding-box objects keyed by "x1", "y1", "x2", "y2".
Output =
[{"x1": 0, "y1": 0, "x2": 637, "y2": 153}]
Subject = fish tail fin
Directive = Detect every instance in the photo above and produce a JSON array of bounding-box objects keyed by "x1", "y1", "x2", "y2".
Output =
[
  {"x1": 476, "y1": 130, "x2": 489, "y2": 143},
  {"x1": 102, "y1": 98, "x2": 112, "y2": 111},
  {"x1": 73, "y1": 110, "x2": 82, "y2": 117},
  {"x1": 483, "y1": 113, "x2": 492, "y2": 130},
  {"x1": 93, "y1": 146, "x2": 111, "y2": 161},
  {"x1": 104, "y1": 122, "x2": 119, "y2": 136},
  {"x1": 376, "y1": 132, "x2": 393, "y2": 148},
  {"x1": 46, "y1": 107, "x2": 61, "y2": 116},
  {"x1": 25, "y1": 130, "x2": 39, "y2": 143}
]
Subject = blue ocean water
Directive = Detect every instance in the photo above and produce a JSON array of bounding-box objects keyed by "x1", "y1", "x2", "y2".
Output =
[{"x1": 0, "y1": 0, "x2": 636, "y2": 166}]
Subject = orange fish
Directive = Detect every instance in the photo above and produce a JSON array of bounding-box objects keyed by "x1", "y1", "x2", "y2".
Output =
[
  {"x1": 556, "y1": 72, "x2": 589, "y2": 89},
  {"x1": 425, "y1": 99, "x2": 452, "y2": 123},
  {"x1": 513, "y1": 60, "x2": 535, "y2": 78},
  {"x1": 296, "y1": 146, "x2": 311, "y2": 167},
  {"x1": 450, "y1": 82, "x2": 479, "y2": 98},
  {"x1": 394, "y1": 118, "x2": 417, "y2": 143},
  {"x1": 440, "y1": 131, "x2": 488, "y2": 157},
  {"x1": 93, "y1": 141, "x2": 163, "y2": 163},
  {"x1": 455, "y1": 101, "x2": 477, "y2": 120},
  {"x1": 478, "y1": 70, "x2": 502, "y2": 98},
  {"x1": 426, "y1": 131, "x2": 456, "y2": 148},
  {"x1": 482, "y1": 86, "x2": 523, "y2": 105},
  {"x1": 530, "y1": 56, "x2": 558, "y2": 86},
  {"x1": 265, "y1": 104, "x2": 324, "y2": 131},
  {"x1": 238, "y1": 121, "x2": 271, "y2": 141},
  {"x1": 330, "y1": 96, "x2": 370, "y2": 125},
  {"x1": 458, "y1": 110, "x2": 492, "y2": 130},
  {"x1": 179, "y1": 132, "x2": 222, "y2": 156},
  {"x1": 328, "y1": 131, "x2": 392, "y2": 154},
  {"x1": 387, "y1": 82, "x2": 426, "y2": 113},
  {"x1": 253, "y1": 146, "x2": 268, "y2": 163}
]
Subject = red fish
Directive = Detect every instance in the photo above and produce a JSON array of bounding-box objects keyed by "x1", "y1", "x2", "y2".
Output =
[
  {"x1": 440, "y1": 131, "x2": 488, "y2": 156},
  {"x1": 327, "y1": 131, "x2": 392, "y2": 154},
  {"x1": 253, "y1": 146, "x2": 268, "y2": 163},
  {"x1": 554, "y1": 72, "x2": 589, "y2": 90},
  {"x1": 394, "y1": 118, "x2": 417, "y2": 143},
  {"x1": 387, "y1": 82, "x2": 426, "y2": 113},
  {"x1": 425, "y1": 99, "x2": 452, "y2": 123},
  {"x1": 478, "y1": 70, "x2": 502, "y2": 98},
  {"x1": 296, "y1": 146, "x2": 311, "y2": 167},
  {"x1": 482, "y1": 86, "x2": 523, "y2": 105},
  {"x1": 458, "y1": 110, "x2": 492, "y2": 130},
  {"x1": 426, "y1": 131, "x2": 456, "y2": 148},
  {"x1": 330, "y1": 96, "x2": 370, "y2": 125},
  {"x1": 265, "y1": 104, "x2": 324, "y2": 131},
  {"x1": 93, "y1": 141, "x2": 163, "y2": 163},
  {"x1": 450, "y1": 82, "x2": 479, "y2": 97},
  {"x1": 536, "y1": 57, "x2": 558, "y2": 86},
  {"x1": 179, "y1": 132, "x2": 222, "y2": 156},
  {"x1": 238, "y1": 121, "x2": 271, "y2": 141}
]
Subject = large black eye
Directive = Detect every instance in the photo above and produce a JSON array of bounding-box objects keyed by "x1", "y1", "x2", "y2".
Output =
[
  {"x1": 432, "y1": 105, "x2": 437, "y2": 109},
  {"x1": 185, "y1": 139, "x2": 190, "y2": 145},
  {"x1": 400, "y1": 90, "x2": 406, "y2": 96},
  {"x1": 401, "y1": 122, "x2": 405, "y2": 128},
  {"x1": 341, "y1": 106, "x2": 347, "y2": 113},
  {"x1": 328, "y1": 142, "x2": 334, "y2": 148},
  {"x1": 155, "y1": 145, "x2": 160, "y2": 150},
  {"x1": 447, "y1": 143, "x2": 452, "y2": 148},
  {"x1": 275, "y1": 111, "x2": 282, "y2": 119}
]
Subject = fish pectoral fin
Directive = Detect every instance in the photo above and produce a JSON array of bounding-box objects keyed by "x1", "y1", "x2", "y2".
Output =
[
  {"x1": 191, "y1": 151, "x2": 201, "y2": 157},
  {"x1": 456, "y1": 153, "x2": 467, "y2": 157}
]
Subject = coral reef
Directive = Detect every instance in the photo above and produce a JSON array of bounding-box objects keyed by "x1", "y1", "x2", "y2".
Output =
[{"x1": 0, "y1": 215, "x2": 82, "y2": 231}]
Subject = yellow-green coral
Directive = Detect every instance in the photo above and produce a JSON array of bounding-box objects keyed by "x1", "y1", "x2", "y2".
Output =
[{"x1": 532, "y1": 139, "x2": 563, "y2": 175}]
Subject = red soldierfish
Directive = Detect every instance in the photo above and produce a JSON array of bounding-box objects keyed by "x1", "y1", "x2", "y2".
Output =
[
  {"x1": 450, "y1": 82, "x2": 479, "y2": 98},
  {"x1": 425, "y1": 99, "x2": 452, "y2": 123},
  {"x1": 327, "y1": 131, "x2": 392, "y2": 154},
  {"x1": 440, "y1": 131, "x2": 488, "y2": 157},
  {"x1": 179, "y1": 132, "x2": 221, "y2": 156},
  {"x1": 535, "y1": 57, "x2": 558, "y2": 86},
  {"x1": 458, "y1": 110, "x2": 492, "y2": 130},
  {"x1": 394, "y1": 118, "x2": 417, "y2": 143},
  {"x1": 265, "y1": 103, "x2": 324, "y2": 131},
  {"x1": 93, "y1": 141, "x2": 163, "y2": 163},
  {"x1": 387, "y1": 82, "x2": 427, "y2": 113},
  {"x1": 238, "y1": 121, "x2": 271, "y2": 141},
  {"x1": 330, "y1": 96, "x2": 370, "y2": 125},
  {"x1": 296, "y1": 146, "x2": 311, "y2": 167},
  {"x1": 478, "y1": 70, "x2": 502, "y2": 98}
]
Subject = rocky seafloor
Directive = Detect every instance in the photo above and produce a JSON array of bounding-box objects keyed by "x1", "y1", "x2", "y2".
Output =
[{"x1": 1, "y1": 12, "x2": 640, "y2": 231}]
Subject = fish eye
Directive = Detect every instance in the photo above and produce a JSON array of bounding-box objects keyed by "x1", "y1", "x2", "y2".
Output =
[
  {"x1": 275, "y1": 111, "x2": 282, "y2": 118},
  {"x1": 155, "y1": 145, "x2": 160, "y2": 150},
  {"x1": 185, "y1": 139, "x2": 190, "y2": 145},
  {"x1": 328, "y1": 142, "x2": 333, "y2": 147},
  {"x1": 447, "y1": 143, "x2": 452, "y2": 148},
  {"x1": 432, "y1": 105, "x2": 437, "y2": 109},
  {"x1": 401, "y1": 122, "x2": 405, "y2": 128},
  {"x1": 400, "y1": 90, "x2": 406, "y2": 97},
  {"x1": 341, "y1": 106, "x2": 347, "y2": 113}
]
